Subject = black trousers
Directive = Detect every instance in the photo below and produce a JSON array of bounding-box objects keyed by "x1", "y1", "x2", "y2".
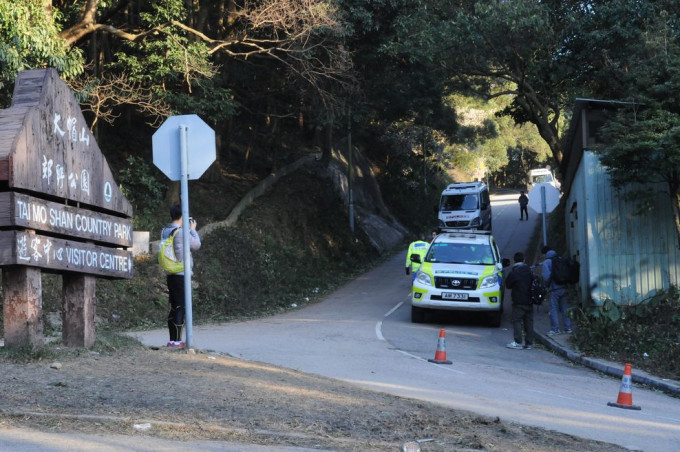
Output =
[
  {"x1": 512, "y1": 304, "x2": 534, "y2": 345},
  {"x1": 166, "y1": 274, "x2": 185, "y2": 342},
  {"x1": 520, "y1": 205, "x2": 528, "y2": 220}
]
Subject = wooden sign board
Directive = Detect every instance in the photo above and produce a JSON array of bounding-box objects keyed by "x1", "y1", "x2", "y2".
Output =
[
  {"x1": 0, "y1": 68, "x2": 132, "y2": 217},
  {"x1": 0, "y1": 192, "x2": 133, "y2": 247},
  {"x1": 0, "y1": 68, "x2": 136, "y2": 348},
  {"x1": 0, "y1": 230, "x2": 133, "y2": 279}
]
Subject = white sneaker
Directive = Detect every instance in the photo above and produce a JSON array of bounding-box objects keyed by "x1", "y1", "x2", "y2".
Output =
[
  {"x1": 547, "y1": 330, "x2": 561, "y2": 336},
  {"x1": 506, "y1": 341, "x2": 524, "y2": 350}
]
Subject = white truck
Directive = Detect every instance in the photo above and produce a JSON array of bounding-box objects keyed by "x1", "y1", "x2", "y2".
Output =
[
  {"x1": 528, "y1": 168, "x2": 560, "y2": 191},
  {"x1": 436, "y1": 181, "x2": 492, "y2": 231}
]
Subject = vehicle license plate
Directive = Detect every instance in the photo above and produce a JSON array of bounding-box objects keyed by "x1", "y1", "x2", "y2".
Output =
[{"x1": 442, "y1": 292, "x2": 468, "y2": 300}]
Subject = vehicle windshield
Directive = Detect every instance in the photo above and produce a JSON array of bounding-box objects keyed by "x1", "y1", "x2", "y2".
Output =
[
  {"x1": 426, "y1": 242, "x2": 495, "y2": 265},
  {"x1": 531, "y1": 173, "x2": 554, "y2": 184},
  {"x1": 440, "y1": 194, "x2": 479, "y2": 211}
]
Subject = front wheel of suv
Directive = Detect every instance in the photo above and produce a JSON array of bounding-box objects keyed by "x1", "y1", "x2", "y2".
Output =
[
  {"x1": 411, "y1": 306, "x2": 425, "y2": 323},
  {"x1": 487, "y1": 310, "x2": 502, "y2": 327}
]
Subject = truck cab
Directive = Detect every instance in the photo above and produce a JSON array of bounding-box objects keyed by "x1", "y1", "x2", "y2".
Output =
[
  {"x1": 437, "y1": 182, "x2": 492, "y2": 232},
  {"x1": 528, "y1": 168, "x2": 560, "y2": 191}
]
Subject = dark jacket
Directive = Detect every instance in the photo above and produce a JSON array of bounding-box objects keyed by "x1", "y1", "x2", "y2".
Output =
[
  {"x1": 504, "y1": 262, "x2": 532, "y2": 305},
  {"x1": 518, "y1": 194, "x2": 528, "y2": 207},
  {"x1": 542, "y1": 249, "x2": 567, "y2": 294}
]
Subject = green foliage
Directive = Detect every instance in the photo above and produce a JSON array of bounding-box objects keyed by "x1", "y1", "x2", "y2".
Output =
[
  {"x1": 572, "y1": 290, "x2": 680, "y2": 380},
  {"x1": 582, "y1": 3, "x2": 680, "y2": 232},
  {"x1": 340, "y1": 0, "x2": 452, "y2": 129},
  {"x1": 442, "y1": 92, "x2": 551, "y2": 185},
  {"x1": 163, "y1": 77, "x2": 237, "y2": 125},
  {"x1": 0, "y1": 0, "x2": 83, "y2": 103},
  {"x1": 191, "y1": 168, "x2": 380, "y2": 321},
  {"x1": 0, "y1": 342, "x2": 58, "y2": 363},
  {"x1": 118, "y1": 156, "x2": 167, "y2": 230},
  {"x1": 93, "y1": 257, "x2": 169, "y2": 332},
  {"x1": 362, "y1": 123, "x2": 446, "y2": 233}
]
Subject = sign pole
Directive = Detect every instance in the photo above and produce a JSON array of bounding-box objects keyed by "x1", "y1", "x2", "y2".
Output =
[
  {"x1": 347, "y1": 107, "x2": 354, "y2": 233},
  {"x1": 541, "y1": 185, "x2": 548, "y2": 247},
  {"x1": 154, "y1": 114, "x2": 215, "y2": 349},
  {"x1": 179, "y1": 124, "x2": 194, "y2": 348}
]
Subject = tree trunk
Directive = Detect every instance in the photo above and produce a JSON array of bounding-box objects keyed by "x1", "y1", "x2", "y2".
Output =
[
  {"x1": 226, "y1": 0, "x2": 237, "y2": 27},
  {"x1": 165, "y1": 181, "x2": 180, "y2": 205},
  {"x1": 669, "y1": 178, "x2": 680, "y2": 249},
  {"x1": 320, "y1": 117, "x2": 334, "y2": 168}
]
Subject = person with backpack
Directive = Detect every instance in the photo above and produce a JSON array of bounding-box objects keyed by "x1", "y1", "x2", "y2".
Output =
[
  {"x1": 518, "y1": 191, "x2": 529, "y2": 221},
  {"x1": 160, "y1": 204, "x2": 201, "y2": 347},
  {"x1": 541, "y1": 246, "x2": 573, "y2": 336},
  {"x1": 504, "y1": 252, "x2": 534, "y2": 349}
]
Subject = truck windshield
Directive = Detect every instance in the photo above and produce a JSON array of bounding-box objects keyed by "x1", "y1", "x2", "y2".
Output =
[
  {"x1": 531, "y1": 173, "x2": 554, "y2": 184},
  {"x1": 440, "y1": 194, "x2": 479, "y2": 211}
]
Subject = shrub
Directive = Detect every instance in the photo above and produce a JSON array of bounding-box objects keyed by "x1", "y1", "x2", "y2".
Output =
[{"x1": 571, "y1": 289, "x2": 680, "y2": 380}]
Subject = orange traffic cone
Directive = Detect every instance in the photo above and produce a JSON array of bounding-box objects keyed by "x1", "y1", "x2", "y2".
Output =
[
  {"x1": 428, "y1": 329, "x2": 452, "y2": 364},
  {"x1": 607, "y1": 363, "x2": 641, "y2": 410}
]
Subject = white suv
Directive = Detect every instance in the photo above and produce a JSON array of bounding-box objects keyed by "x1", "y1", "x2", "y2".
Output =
[{"x1": 410, "y1": 230, "x2": 509, "y2": 326}]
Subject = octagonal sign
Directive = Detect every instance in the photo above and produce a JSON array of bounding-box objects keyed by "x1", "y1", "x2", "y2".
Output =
[
  {"x1": 153, "y1": 114, "x2": 216, "y2": 181},
  {"x1": 528, "y1": 183, "x2": 560, "y2": 213}
]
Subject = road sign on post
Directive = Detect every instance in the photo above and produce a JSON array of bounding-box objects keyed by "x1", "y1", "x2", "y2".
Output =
[
  {"x1": 153, "y1": 115, "x2": 216, "y2": 349},
  {"x1": 152, "y1": 115, "x2": 216, "y2": 181},
  {"x1": 528, "y1": 183, "x2": 561, "y2": 247}
]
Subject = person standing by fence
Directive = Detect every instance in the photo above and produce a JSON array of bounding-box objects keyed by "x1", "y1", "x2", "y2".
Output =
[{"x1": 541, "y1": 246, "x2": 572, "y2": 336}]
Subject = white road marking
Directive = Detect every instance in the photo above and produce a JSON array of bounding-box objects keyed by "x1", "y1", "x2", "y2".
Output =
[
  {"x1": 384, "y1": 301, "x2": 404, "y2": 318},
  {"x1": 375, "y1": 301, "x2": 404, "y2": 341},
  {"x1": 375, "y1": 321, "x2": 385, "y2": 341},
  {"x1": 377, "y1": 299, "x2": 466, "y2": 374}
]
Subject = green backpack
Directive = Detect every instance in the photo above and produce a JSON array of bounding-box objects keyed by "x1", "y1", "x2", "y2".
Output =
[{"x1": 158, "y1": 228, "x2": 184, "y2": 274}]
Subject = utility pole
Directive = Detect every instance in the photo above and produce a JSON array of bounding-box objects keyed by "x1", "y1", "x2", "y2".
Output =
[
  {"x1": 422, "y1": 126, "x2": 427, "y2": 195},
  {"x1": 348, "y1": 106, "x2": 354, "y2": 232}
]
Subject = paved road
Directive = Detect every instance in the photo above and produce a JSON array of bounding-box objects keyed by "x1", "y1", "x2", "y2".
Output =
[{"x1": 132, "y1": 192, "x2": 680, "y2": 452}]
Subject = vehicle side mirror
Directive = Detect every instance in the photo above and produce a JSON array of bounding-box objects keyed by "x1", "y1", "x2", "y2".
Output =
[
  {"x1": 410, "y1": 254, "x2": 422, "y2": 264},
  {"x1": 502, "y1": 258, "x2": 511, "y2": 268}
]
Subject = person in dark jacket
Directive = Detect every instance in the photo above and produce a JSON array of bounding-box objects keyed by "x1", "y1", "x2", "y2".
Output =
[
  {"x1": 518, "y1": 191, "x2": 529, "y2": 221},
  {"x1": 541, "y1": 246, "x2": 572, "y2": 335},
  {"x1": 504, "y1": 251, "x2": 534, "y2": 349}
]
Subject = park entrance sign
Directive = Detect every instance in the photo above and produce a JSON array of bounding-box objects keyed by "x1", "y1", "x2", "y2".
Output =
[{"x1": 0, "y1": 69, "x2": 133, "y2": 348}]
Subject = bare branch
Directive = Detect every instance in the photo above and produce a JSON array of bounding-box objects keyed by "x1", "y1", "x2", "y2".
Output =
[{"x1": 68, "y1": 73, "x2": 172, "y2": 129}]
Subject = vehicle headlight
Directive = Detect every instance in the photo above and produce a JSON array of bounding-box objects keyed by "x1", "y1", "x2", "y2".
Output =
[
  {"x1": 437, "y1": 219, "x2": 445, "y2": 228},
  {"x1": 470, "y1": 216, "x2": 480, "y2": 226},
  {"x1": 416, "y1": 271, "x2": 433, "y2": 286},
  {"x1": 479, "y1": 274, "x2": 498, "y2": 289}
]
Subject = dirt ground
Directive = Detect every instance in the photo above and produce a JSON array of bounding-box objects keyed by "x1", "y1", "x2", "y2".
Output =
[{"x1": 0, "y1": 342, "x2": 627, "y2": 451}]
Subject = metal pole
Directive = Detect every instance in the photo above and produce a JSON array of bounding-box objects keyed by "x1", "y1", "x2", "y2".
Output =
[
  {"x1": 423, "y1": 128, "x2": 427, "y2": 195},
  {"x1": 541, "y1": 185, "x2": 548, "y2": 247},
  {"x1": 348, "y1": 108, "x2": 354, "y2": 233},
  {"x1": 179, "y1": 124, "x2": 194, "y2": 348}
]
